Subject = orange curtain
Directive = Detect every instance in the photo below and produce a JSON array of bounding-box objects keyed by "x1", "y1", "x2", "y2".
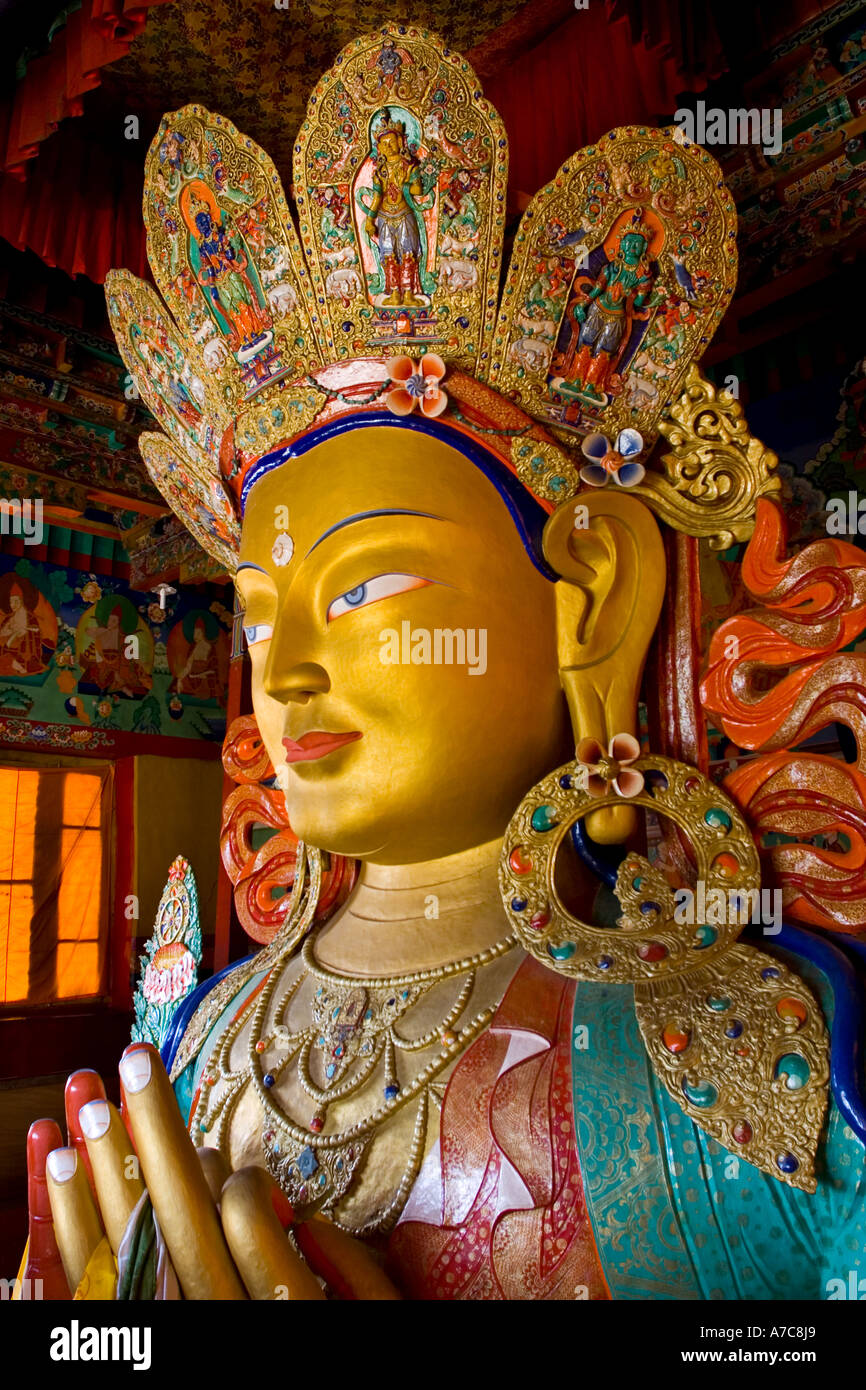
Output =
[
  {"x1": 0, "y1": 126, "x2": 150, "y2": 282},
  {"x1": 2, "y1": 0, "x2": 175, "y2": 174},
  {"x1": 0, "y1": 765, "x2": 113, "y2": 1006},
  {"x1": 486, "y1": 0, "x2": 726, "y2": 196}
]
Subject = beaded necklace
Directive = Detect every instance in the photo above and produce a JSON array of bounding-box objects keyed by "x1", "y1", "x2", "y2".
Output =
[{"x1": 193, "y1": 922, "x2": 519, "y2": 1233}]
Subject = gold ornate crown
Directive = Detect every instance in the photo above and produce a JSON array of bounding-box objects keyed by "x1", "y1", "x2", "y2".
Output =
[{"x1": 106, "y1": 24, "x2": 780, "y2": 572}]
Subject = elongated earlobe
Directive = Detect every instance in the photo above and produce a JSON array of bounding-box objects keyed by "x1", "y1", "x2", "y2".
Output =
[{"x1": 544, "y1": 492, "x2": 666, "y2": 843}]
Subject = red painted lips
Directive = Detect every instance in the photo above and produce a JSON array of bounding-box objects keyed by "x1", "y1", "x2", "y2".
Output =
[{"x1": 282, "y1": 731, "x2": 363, "y2": 763}]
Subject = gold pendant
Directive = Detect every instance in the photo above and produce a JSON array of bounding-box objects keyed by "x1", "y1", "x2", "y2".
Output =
[
  {"x1": 634, "y1": 944, "x2": 828, "y2": 1192},
  {"x1": 499, "y1": 751, "x2": 829, "y2": 1189}
]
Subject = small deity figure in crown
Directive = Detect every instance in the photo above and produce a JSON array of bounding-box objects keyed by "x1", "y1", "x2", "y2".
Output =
[
  {"x1": 156, "y1": 129, "x2": 200, "y2": 197},
  {"x1": 363, "y1": 113, "x2": 427, "y2": 308},
  {"x1": 559, "y1": 218, "x2": 656, "y2": 402},
  {"x1": 184, "y1": 185, "x2": 270, "y2": 353},
  {"x1": 367, "y1": 38, "x2": 413, "y2": 96},
  {"x1": 314, "y1": 187, "x2": 352, "y2": 251}
]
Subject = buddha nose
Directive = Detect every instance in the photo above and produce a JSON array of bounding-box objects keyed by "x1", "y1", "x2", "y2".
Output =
[{"x1": 264, "y1": 661, "x2": 330, "y2": 705}]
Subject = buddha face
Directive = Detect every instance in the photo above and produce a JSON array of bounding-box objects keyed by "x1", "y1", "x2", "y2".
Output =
[
  {"x1": 237, "y1": 427, "x2": 572, "y2": 863},
  {"x1": 619, "y1": 231, "x2": 648, "y2": 266},
  {"x1": 376, "y1": 131, "x2": 402, "y2": 162}
]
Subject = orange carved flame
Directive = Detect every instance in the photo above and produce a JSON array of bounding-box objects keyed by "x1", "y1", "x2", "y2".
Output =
[
  {"x1": 219, "y1": 714, "x2": 357, "y2": 944},
  {"x1": 700, "y1": 498, "x2": 866, "y2": 931}
]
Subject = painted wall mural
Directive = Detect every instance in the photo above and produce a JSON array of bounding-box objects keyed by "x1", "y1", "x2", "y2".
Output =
[{"x1": 0, "y1": 555, "x2": 231, "y2": 745}]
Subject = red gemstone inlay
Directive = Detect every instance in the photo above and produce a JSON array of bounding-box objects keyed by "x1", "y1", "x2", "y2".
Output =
[
  {"x1": 509, "y1": 846, "x2": 533, "y2": 875},
  {"x1": 732, "y1": 1120, "x2": 752, "y2": 1144},
  {"x1": 530, "y1": 908, "x2": 551, "y2": 931},
  {"x1": 713, "y1": 852, "x2": 739, "y2": 877},
  {"x1": 777, "y1": 997, "x2": 807, "y2": 1027},
  {"x1": 637, "y1": 941, "x2": 667, "y2": 962},
  {"x1": 662, "y1": 1023, "x2": 690, "y2": 1054}
]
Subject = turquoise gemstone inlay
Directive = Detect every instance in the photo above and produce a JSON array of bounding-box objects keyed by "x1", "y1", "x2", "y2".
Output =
[
  {"x1": 548, "y1": 942, "x2": 576, "y2": 962},
  {"x1": 706, "y1": 994, "x2": 731, "y2": 1012},
  {"x1": 693, "y1": 924, "x2": 717, "y2": 949},
  {"x1": 704, "y1": 807, "x2": 732, "y2": 831},
  {"x1": 775, "y1": 1053, "x2": 810, "y2": 1090},
  {"x1": 682, "y1": 1077, "x2": 719, "y2": 1109},
  {"x1": 531, "y1": 804, "x2": 559, "y2": 832}
]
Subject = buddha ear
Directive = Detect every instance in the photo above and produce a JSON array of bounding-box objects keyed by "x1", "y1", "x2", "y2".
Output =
[{"x1": 543, "y1": 491, "x2": 666, "y2": 843}]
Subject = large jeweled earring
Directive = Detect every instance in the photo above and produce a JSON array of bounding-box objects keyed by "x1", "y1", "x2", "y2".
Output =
[{"x1": 499, "y1": 748, "x2": 830, "y2": 1191}]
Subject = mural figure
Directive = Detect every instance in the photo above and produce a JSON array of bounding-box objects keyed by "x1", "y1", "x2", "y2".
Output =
[
  {"x1": 0, "y1": 577, "x2": 53, "y2": 676},
  {"x1": 168, "y1": 610, "x2": 227, "y2": 703},
  {"x1": 78, "y1": 595, "x2": 153, "y2": 699}
]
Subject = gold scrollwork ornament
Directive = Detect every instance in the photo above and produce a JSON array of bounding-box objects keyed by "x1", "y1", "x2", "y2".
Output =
[
  {"x1": 632, "y1": 365, "x2": 781, "y2": 550},
  {"x1": 498, "y1": 752, "x2": 829, "y2": 1191}
]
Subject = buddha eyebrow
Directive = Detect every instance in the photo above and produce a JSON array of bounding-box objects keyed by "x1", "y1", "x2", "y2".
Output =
[
  {"x1": 305, "y1": 509, "x2": 444, "y2": 557},
  {"x1": 236, "y1": 562, "x2": 269, "y2": 575}
]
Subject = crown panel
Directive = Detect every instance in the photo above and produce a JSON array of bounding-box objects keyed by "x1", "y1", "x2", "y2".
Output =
[
  {"x1": 139, "y1": 432, "x2": 240, "y2": 574},
  {"x1": 490, "y1": 127, "x2": 738, "y2": 453},
  {"x1": 143, "y1": 105, "x2": 324, "y2": 426},
  {"x1": 106, "y1": 268, "x2": 226, "y2": 471},
  {"x1": 293, "y1": 26, "x2": 507, "y2": 373}
]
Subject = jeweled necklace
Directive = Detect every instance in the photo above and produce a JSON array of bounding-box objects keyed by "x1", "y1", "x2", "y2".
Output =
[{"x1": 195, "y1": 920, "x2": 519, "y2": 1233}]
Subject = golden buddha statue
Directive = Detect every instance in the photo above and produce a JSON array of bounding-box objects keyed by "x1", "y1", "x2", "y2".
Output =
[{"x1": 20, "y1": 27, "x2": 866, "y2": 1303}]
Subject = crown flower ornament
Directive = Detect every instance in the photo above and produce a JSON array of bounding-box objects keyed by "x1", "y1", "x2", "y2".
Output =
[
  {"x1": 576, "y1": 732, "x2": 644, "y2": 797},
  {"x1": 385, "y1": 353, "x2": 448, "y2": 418},
  {"x1": 579, "y1": 429, "x2": 645, "y2": 488}
]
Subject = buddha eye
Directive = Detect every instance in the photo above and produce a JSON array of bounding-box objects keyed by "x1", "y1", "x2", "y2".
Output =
[
  {"x1": 327, "y1": 573, "x2": 430, "y2": 622},
  {"x1": 243, "y1": 623, "x2": 273, "y2": 648}
]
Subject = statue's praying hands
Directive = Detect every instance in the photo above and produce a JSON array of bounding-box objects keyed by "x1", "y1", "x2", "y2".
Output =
[{"x1": 24, "y1": 1047, "x2": 400, "y2": 1301}]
